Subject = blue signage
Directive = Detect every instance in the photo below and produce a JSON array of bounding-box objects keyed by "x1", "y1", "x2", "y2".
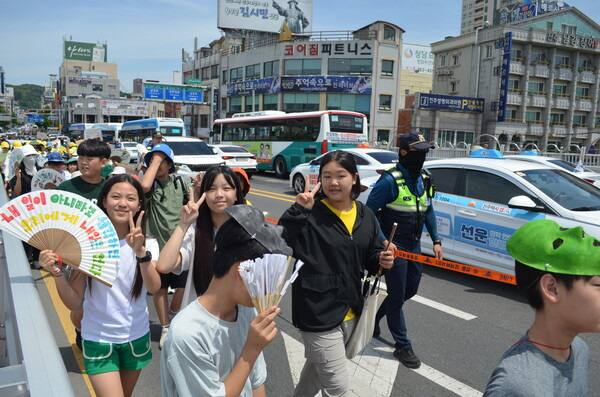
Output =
[
  {"x1": 280, "y1": 76, "x2": 372, "y2": 94},
  {"x1": 165, "y1": 88, "x2": 184, "y2": 101},
  {"x1": 27, "y1": 115, "x2": 44, "y2": 123},
  {"x1": 498, "y1": 32, "x2": 512, "y2": 122},
  {"x1": 418, "y1": 93, "x2": 484, "y2": 113},
  {"x1": 184, "y1": 88, "x2": 203, "y2": 103},
  {"x1": 144, "y1": 86, "x2": 165, "y2": 100},
  {"x1": 227, "y1": 77, "x2": 280, "y2": 97}
]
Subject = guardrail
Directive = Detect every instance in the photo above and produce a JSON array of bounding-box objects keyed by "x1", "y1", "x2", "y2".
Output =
[{"x1": 0, "y1": 185, "x2": 75, "y2": 396}]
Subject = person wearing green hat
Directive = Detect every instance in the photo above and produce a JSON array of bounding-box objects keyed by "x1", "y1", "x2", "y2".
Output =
[{"x1": 485, "y1": 219, "x2": 600, "y2": 396}]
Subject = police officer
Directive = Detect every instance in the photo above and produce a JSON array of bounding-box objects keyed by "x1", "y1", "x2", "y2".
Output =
[{"x1": 366, "y1": 132, "x2": 443, "y2": 369}]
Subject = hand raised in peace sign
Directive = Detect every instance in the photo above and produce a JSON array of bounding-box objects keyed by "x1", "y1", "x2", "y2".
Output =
[
  {"x1": 127, "y1": 210, "x2": 146, "y2": 256},
  {"x1": 179, "y1": 186, "x2": 206, "y2": 227},
  {"x1": 296, "y1": 177, "x2": 321, "y2": 210}
]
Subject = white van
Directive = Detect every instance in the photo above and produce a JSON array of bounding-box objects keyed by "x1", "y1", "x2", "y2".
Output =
[{"x1": 160, "y1": 137, "x2": 224, "y2": 179}]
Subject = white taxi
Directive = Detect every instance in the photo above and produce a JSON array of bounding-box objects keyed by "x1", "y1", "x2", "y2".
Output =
[
  {"x1": 289, "y1": 148, "x2": 398, "y2": 194},
  {"x1": 419, "y1": 150, "x2": 600, "y2": 276}
]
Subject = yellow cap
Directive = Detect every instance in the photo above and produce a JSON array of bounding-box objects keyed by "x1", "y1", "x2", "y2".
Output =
[
  {"x1": 12, "y1": 141, "x2": 22, "y2": 148},
  {"x1": 69, "y1": 142, "x2": 76, "y2": 147},
  {"x1": 69, "y1": 147, "x2": 77, "y2": 154},
  {"x1": 1, "y1": 142, "x2": 9, "y2": 149},
  {"x1": 24, "y1": 141, "x2": 30, "y2": 145}
]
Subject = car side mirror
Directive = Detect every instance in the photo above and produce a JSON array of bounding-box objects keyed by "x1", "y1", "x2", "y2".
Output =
[{"x1": 508, "y1": 195, "x2": 545, "y2": 212}]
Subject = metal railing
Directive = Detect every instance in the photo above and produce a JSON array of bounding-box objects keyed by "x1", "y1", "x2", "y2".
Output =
[{"x1": 0, "y1": 185, "x2": 74, "y2": 397}]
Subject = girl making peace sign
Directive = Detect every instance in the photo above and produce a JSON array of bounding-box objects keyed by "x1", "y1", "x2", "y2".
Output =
[
  {"x1": 39, "y1": 174, "x2": 161, "y2": 397},
  {"x1": 279, "y1": 150, "x2": 394, "y2": 396}
]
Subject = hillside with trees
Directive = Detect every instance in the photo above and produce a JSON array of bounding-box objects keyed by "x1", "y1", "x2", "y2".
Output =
[{"x1": 7, "y1": 84, "x2": 44, "y2": 110}]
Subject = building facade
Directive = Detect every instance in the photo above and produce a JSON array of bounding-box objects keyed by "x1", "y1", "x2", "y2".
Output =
[
  {"x1": 182, "y1": 21, "x2": 408, "y2": 144},
  {"x1": 69, "y1": 95, "x2": 163, "y2": 124},
  {"x1": 434, "y1": 7, "x2": 600, "y2": 150}
]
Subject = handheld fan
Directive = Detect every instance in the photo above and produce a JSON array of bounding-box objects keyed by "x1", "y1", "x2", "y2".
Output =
[
  {"x1": 0, "y1": 190, "x2": 120, "y2": 287},
  {"x1": 8, "y1": 148, "x2": 24, "y2": 179},
  {"x1": 239, "y1": 254, "x2": 304, "y2": 313},
  {"x1": 31, "y1": 169, "x2": 66, "y2": 191}
]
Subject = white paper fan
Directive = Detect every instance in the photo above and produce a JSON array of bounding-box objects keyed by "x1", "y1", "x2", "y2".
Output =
[
  {"x1": 0, "y1": 190, "x2": 120, "y2": 287},
  {"x1": 239, "y1": 254, "x2": 304, "y2": 313},
  {"x1": 31, "y1": 169, "x2": 66, "y2": 191},
  {"x1": 110, "y1": 148, "x2": 131, "y2": 164},
  {"x1": 8, "y1": 148, "x2": 24, "y2": 179}
]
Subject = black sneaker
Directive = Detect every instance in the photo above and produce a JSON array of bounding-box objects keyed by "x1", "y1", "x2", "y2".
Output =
[
  {"x1": 373, "y1": 323, "x2": 381, "y2": 337},
  {"x1": 393, "y1": 347, "x2": 421, "y2": 369},
  {"x1": 75, "y1": 328, "x2": 82, "y2": 351}
]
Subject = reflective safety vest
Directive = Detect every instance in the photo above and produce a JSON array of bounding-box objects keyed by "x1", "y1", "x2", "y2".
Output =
[{"x1": 380, "y1": 166, "x2": 435, "y2": 241}]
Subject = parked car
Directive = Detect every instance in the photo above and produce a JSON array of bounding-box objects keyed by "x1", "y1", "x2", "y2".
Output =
[
  {"x1": 504, "y1": 154, "x2": 600, "y2": 187},
  {"x1": 160, "y1": 137, "x2": 224, "y2": 180},
  {"x1": 417, "y1": 155, "x2": 600, "y2": 276},
  {"x1": 209, "y1": 144, "x2": 257, "y2": 176},
  {"x1": 289, "y1": 148, "x2": 399, "y2": 194}
]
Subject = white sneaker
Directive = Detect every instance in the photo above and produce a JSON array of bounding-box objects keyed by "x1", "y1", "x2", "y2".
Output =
[{"x1": 159, "y1": 326, "x2": 169, "y2": 350}]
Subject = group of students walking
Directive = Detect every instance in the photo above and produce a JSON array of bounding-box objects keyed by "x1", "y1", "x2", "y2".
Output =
[{"x1": 24, "y1": 133, "x2": 600, "y2": 396}]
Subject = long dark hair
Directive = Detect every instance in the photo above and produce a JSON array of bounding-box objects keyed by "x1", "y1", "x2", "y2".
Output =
[
  {"x1": 96, "y1": 174, "x2": 147, "y2": 300},
  {"x1": 318, "y1": 150, "x2": 361, "y2": 200},
  {"x1": 193, "y1": 166, "x2": 245, "y2": 296}
]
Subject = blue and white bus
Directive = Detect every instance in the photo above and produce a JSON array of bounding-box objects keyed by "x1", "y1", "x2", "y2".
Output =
[
  {"x1": 120, "y1": 118, "x2": 186, "y2": 142},
  {"x1": 68, "y1": 123, "x2": 119, "y2": 143}
]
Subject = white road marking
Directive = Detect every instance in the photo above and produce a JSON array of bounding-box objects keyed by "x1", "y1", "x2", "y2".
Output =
[
  {"x1": 281, "y1": 330, "x2": 482, "y2": 397},
  {"x1": 413, "y1": 364, "x2": 483, "y2": 397},
  {"x1": 378, "y1": 280, "x2": 477, "y2": 321}
]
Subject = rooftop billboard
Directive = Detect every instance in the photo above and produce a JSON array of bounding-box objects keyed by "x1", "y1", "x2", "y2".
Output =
[
  {"x1": 64, "y1": 41, "x2": 108, "y2": 62},
  {"x1": 402, "y1": 44, "x2": 434, "y2": 74},
  {"x1": 218, "y1": 0, "x2": 314, "y2": 34}
]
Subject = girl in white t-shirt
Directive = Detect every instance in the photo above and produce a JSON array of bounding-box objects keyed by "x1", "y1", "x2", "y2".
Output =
[
  {"x1": 156, "y1": 166, "x2": 245, "y2": 309},
  {"x1": 39, "y1": 174, "x2": 162, "y2": 397}
]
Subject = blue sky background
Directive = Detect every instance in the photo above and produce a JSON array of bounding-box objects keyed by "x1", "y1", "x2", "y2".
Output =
[{"x1": 2, "y1": 0, "x2": 599, "y2": 92}]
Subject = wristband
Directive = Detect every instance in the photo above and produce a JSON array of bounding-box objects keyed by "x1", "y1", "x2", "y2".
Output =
[{"x1": 433, "y1": 240, "x2": 442, "y2": 246}]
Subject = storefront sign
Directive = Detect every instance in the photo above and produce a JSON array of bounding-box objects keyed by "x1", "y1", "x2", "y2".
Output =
[
  {"x1": 546, "y1": 32, "x2": 599, "y2": 49},
  {"x1": 280, "y1": 76, "x2": 372, "y2": 93},
  {"x1": 227, "y1": 77, "x2": 280, "y2": 96},
  {"x1": 418, "y1": 93, "x2": 484, "y2": 113},
  {"x1": 498, "y1": 32, "x2": 512, "y2": 122},
  {"x1": 283, "y1": 41, "x2": 372, "y2": 57}
]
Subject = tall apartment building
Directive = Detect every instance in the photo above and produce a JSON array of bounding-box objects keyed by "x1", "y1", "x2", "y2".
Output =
[
  {"x1": 434, "y1": 6, "x2": 600, "y2": 150},
  {"x1": 461, "y1": 0, "x2": 495, "y2": 35}
]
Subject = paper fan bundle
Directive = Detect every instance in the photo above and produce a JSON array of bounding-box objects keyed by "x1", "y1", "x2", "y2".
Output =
[
  {"x1": 31, "y1": 169, "x2": 66, "y2": 191},
  {"x1": 0, "y1": 190, "x2": 120, "y2": 287},
  {"x1": 239, "y1": 254, "x2": 304, "y2": 312}
]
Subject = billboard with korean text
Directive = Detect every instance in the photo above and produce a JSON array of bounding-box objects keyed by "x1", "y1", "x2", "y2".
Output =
[
  {"x1": 402, "y1": 44, "x2": 434, "y2": 74},
  {"x1": 227, "y1": 77, "x2": 280, "y2": 96},
  {"x1": 281, "y1": 76, "x2": 372, "y2": 94},
  {"x1": 64, "y1": 41, "x2": 107, "y2": 62},
  {"x1": 218, "y1": 0, "x2": 314, "y2": 34},
  {"x1": 418, "y1": 93, "x2": 484, "y2": 113}
]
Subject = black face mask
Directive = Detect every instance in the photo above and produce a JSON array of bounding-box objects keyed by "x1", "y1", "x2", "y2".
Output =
[{"x1": 400, "y1": 150, "x2": 427, "y2": 178}]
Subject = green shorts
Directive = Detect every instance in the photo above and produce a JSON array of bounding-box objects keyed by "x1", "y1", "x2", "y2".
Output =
[{"x1": 82, "y1": 332, "x2": 152, "y2": 375}]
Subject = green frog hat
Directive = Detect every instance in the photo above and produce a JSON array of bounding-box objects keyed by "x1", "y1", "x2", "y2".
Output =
[{"x1": 507, "y1": 219, "x2": 600, "y2": 276}]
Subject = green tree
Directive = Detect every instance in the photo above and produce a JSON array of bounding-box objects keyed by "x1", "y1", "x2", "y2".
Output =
[{"x1": 7, "y1": 84, "x2": 45, "y2": 110}]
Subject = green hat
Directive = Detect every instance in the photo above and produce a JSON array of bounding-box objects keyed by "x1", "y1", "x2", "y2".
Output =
[
  {"x1": 506, "y1": 219, "x2": 600, "y2": 276},
  {"x1": 66, "y1": 157, "x2": 78, "y2": 164}
]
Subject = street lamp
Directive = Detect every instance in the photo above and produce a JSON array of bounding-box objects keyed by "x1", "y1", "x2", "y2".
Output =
[{"x1": 475, "y1": 20, "x2": 491, "y2": 98}]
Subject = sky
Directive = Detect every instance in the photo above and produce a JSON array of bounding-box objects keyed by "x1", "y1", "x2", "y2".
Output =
[{"x1": 2, "y1": 0, "x2": 599, "y2": 93}]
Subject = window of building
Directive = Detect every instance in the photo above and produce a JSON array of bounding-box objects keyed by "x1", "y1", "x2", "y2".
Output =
[
  {"x1": 264, "y1": 60, "x2": 280, "y2": 77},
  {"x1": 550, "y1": 113, "x2": 565, "y2": 124},
  {"x1": 229, "y1": 97, "x2": 242, "y2": 113},
  {"x1": 245, "y1": 64, "x2": 260, "y2": 80},
  {"x1": 452, "y1": 55, "x2": 459, "y2": 65},
  {"x1": 381, "y1": 59, "x2": 394, "y2": 76},
  {"x1": 92, "y1": 84, "x2": 103, "y2": 92},
  {"x1": 547, "y1": 21, "x2": 554, "y2": 31},
  {"x1": 440, "y1": 55, "x2": 446, "y2": 66},
  {"x1": 530, "y1": 51, "x2": 547, "y2": 63},
  {"x1": 383, "y1": 25, "x2": 396, "y2": 41},
  {"x1": 576, "y1": 86, "x2": 590, "y2": 99},
  {"x1": 108, "y1": 85, "x2": 117, "y2": 90},
  {"x1": 526, "y1": 111, "x2": 542, "y2": 123},
  {"x1": 222, "y1": 70, "x2": 228, "y2": 83},
  {"x1": 511, "y1": 49, "x2": 523, "y2": 61},
  {"x1": 508, "y1": 79, "x2": 520, "y2": 92},
  {"x1": 573, "y1": 114, "x2": 587, "y2": 126},
  {"x1": 405, "y1": 89, "x2": 410, "y2": 94},
  {"x1": 244, "y1": 95, "x2": 257, "y2": 112},
  {"x1": 561, "y1": 24, "x2": 576, "y2": 35},
  {"x1": 284, "y1": 59, "x2": 321, "y2": 75},
  {"x1": 282, "y1": 93, "x2": 320, "y2": 112},
  {"x1": 450, "y1": 81, "x2": 457, "y2": 92},
  {"x1": 578, "y1": 58, "x2": 593, "y2": 70},
  {"x1": 552, "y1": 84, "x2": 568, "y2": 97},
  {"x1": 202, "y1": 67, "x2": 210, "y2": 80},
  {"x1": 555, "y1": 55, "x2": 571, "y2": 67},
  {"x1": 506, "y1": 108, "x2": 518, "y2": 120},
  {"x1": 211, "y1": 65, "x2": 219, "y2": 79},
  {"x1": 200, "y1": 115, "x2": 209, "y2": 128},
  {"x1": 262, "y1": 94, "x2": 278, "y2": 110},
  {"x1": 326, "y1": 94, "x2": 371, "y2": 120},
  {"x1": 485, "y1": 45, "x2": 493, "y2": 58},
  {"x1": 230, "y1": 67, "x2": 243, "y2": 82},
  {"x1": 222, "y1": 97, "x2": 227, "y2": 110},
  {"x1": 377, "y1": 129, "x2": 390, "y2": 143},
  {"x1": 327, "y1": 58, "x2": 372, "y2": 75},
  {"x1": 379, "y1": 94, "x2": 392, "y2": 111},
  {"x1": 528, "y1": 81, "x2": 545, "y2": 94}
]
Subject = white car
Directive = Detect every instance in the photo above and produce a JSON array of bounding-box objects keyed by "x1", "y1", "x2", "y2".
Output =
[
  {"x1": 289, "y1": 148, "x2": 399, "y2": 194},
  {"x1": 505, "y1": 155, "x2": 600, "y2": 187},
  {"x1": 160, "y1": 137, "x2": 224, "y2": 180},
  {"x1": 416, "y1": 155, "x2": 600, "y2": 276},
  {"x1": 121, "y1": 142, "x2": 139, "y2": 163},
  {"x1": 209, "y1": 144, "x2": 257, "y2": 176}
]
